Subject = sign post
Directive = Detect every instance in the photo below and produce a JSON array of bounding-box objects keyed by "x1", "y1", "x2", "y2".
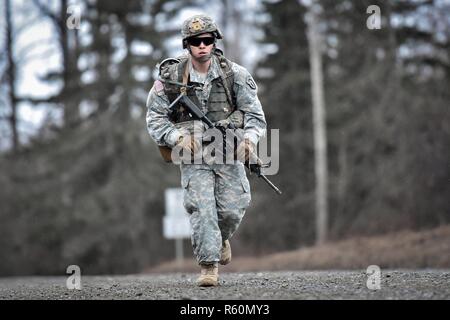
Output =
[{"x1": 163, "y1": 188, "x2": 191, "y2": 267}]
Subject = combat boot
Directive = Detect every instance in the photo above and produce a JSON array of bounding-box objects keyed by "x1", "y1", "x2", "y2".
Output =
[
  {"x1": 219, "y1": 240, "x2": 231, "y2": 265},
  {"x1": 196, "y1": 263, "x2": 219, "y2": 287}
]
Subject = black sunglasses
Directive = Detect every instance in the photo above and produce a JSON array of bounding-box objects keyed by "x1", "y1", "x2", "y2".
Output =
[{"x1": 188, "y1": 37, "x2": 215, "y2": 47}]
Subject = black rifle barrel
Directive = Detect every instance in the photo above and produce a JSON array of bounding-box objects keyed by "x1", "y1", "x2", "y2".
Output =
[{"x1": 260, "y1": 174, "x2": 282, "y2": 195}]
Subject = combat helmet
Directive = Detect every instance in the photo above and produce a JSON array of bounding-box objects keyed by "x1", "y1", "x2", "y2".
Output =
[{"x1": 181, "y1": 14, "x2": 223, "y2": 49}]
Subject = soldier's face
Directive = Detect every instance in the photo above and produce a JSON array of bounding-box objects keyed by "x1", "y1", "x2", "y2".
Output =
[{"x1": 189, "y1": 33, "x2": 215, "y2": 62}]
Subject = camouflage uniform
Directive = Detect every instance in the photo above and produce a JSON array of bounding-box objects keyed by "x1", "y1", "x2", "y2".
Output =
[{"x1": 145, "y1": 16, "x2": 266, "y2": 265}]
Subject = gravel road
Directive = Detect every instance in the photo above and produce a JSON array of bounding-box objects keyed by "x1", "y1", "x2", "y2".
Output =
[{"x1": 0, "y1": 270, "x2": 448, "y2": 300}]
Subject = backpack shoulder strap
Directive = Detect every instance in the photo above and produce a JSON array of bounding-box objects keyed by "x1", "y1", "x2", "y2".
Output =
[{"x1": 213, "y1": 48, "x2": 236, "y2": 110}]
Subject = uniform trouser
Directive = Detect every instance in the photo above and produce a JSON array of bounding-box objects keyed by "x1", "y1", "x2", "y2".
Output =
[{"x1": 180, "y1": 162, "x2": 251, "y2": 265}]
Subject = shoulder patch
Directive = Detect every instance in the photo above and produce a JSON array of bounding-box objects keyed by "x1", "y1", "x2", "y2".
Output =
[
  {"x1": 246, "y1": 77, "x2": 256, "y2": 90},
  {"x1": 153, "y1": 80, "x2": 164, "y2": 96}
]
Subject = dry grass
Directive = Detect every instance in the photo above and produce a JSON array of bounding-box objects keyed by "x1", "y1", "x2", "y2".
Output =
[{"x1": 145, "y1": 225, "x2": 450, "y2": 273}]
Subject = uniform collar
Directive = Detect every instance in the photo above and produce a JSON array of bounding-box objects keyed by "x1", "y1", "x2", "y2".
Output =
[{"x1": 188, "y1": 54, "x2": 220, "y2": 84}]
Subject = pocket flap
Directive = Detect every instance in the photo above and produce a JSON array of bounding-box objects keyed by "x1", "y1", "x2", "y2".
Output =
[{"x1": 241, "y1": 176, "x2": 250, "y2": 193}]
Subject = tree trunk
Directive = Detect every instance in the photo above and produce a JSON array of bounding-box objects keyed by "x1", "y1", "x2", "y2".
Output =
[
  {"x1": 59, "y1": 0, "x2": 79, "y2": 126},
  {"x1": 221, "y1": 0, "x2": 242, "y2": 64},
  {"x1": 5, "y1": 0, "x2": 19, "y2": 151},
  {"x1": 307, "y1": 4, "x2": 329, "y2": 245}
]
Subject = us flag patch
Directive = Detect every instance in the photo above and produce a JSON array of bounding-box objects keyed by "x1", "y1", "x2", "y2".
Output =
[{"x1": 153, "y1": 80, "x2": 164, "y2": 95}]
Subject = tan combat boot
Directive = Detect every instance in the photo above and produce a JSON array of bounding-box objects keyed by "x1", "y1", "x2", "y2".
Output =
[
  {"x1": 196, "y1": 263, "x2": 219, "y2": 287},
  {"x1": 219, "y1": 240, "x2": 232, "y2": 265}
]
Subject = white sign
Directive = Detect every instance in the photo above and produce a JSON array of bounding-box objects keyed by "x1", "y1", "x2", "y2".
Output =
[{"x1": 163, "y1": 188, "x2": 191, "y2": 239}]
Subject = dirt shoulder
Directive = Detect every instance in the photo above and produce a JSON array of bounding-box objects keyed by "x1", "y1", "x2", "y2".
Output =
[{"x1": 146, "y1": 225, "x2": 450, "y2": 273}]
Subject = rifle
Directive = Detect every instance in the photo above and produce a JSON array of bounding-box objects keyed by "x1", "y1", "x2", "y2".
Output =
[{"x1": 169, "y1": 92, "x2": 282, "y2": 195}]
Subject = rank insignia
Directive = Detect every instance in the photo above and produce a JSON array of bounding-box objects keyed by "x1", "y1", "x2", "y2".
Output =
[{"x1": 190, "y1": 19, "x2": 204, "y2": 32}]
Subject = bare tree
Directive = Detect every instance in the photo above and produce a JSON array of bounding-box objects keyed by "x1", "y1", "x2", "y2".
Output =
[{"x1": 32, "y1": 0, "x2": 80, "y2": 126}]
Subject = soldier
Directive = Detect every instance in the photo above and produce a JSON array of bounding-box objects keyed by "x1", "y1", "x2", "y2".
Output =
[{"x1": 146, "y1": 14, "x2": 266, "y2": 287}]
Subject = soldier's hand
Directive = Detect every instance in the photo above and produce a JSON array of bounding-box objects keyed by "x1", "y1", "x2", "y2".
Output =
[
  {"x1": 236, "y1": 138, "x2": 255, "y2": 163},
  {"x1": 176, "y1": 134, "x2": 200, "y2": 155},
  {"x1": 227, "y1": 110, "x2": 244, "y2": 129},
  {"x1": 214, "y1": 111, "x2": 244, "y2": 130},
  {"x1": 214, "y1": 119, "x2": 230, "y2": 129}
]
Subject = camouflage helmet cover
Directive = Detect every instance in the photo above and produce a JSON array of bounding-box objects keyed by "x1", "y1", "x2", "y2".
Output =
[{"x1": 181, "y1": 14, "x2": 223, "y2": 48}]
